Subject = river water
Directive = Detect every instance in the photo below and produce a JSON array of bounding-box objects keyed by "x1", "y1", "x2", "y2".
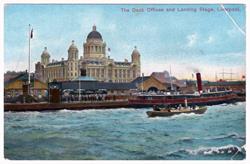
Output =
[{"x1": 4, "y1": 102, "x2": 246, "y2": 160}]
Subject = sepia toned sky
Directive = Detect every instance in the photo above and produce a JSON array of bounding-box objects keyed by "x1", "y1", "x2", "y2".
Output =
[{"x1": 4, "y1": 4, "x2": 246, "y2": 80}]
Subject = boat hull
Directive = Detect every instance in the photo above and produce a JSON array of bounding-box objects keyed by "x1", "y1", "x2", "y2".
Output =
[
  {"x1": 146, "y1": 106, "x2": 207, "y2": 117},
  {"x1": 129, "y1": 92, "x2": 238, "y2": 107}
]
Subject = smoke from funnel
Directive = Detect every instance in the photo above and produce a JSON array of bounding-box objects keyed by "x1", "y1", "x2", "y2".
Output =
[
  {"x1": 187, "y1": 66, "x2": 200, "y2": 73},
  {"x1": 193, "y1": 68, "x2": 200, "y2": 73}
]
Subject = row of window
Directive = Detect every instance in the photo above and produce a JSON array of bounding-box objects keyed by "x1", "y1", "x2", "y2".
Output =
[
  {"x1": 45, "y1": 67, "x2": 138, "y2": 80},
  {"x1": 84, "y1": 45, "x2": 104, "y2": 54},
  {"x1": 68, "y1": 71, "x2": 78, "y2": 77},
  {"x1": 68, "y1": 62, "x2": 78, "y2": 71},
  {"x1": 42, "y1": 58, "x2": 49, "y2": 65},
  {"x1": 47, "y1": 69, "x2": 65, "y2": 79},
  {"x1": 114, "y1": 79, "x2": 131, "y2": 83},
  {"x1": 87, "y1": 68, "x2": 105, "y2": 78},
  {"x1": 114, "y1": 69, "x2": 133, "y2": 78},
  {"x1": 69, "y1": 52, "x2": 78, "y2": 60},
  {"x1": 87, "y1": 68, "x2": 137, "y2": 79}
]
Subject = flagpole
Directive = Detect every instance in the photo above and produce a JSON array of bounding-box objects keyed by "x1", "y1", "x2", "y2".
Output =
[
  {"x1": 142, "y1": 73, "x2": 144, "y2": 92},
  {"x1": 170, "y1": 65, "x2": 173, "y2": 91},
  {"x1": 28, "y1": 24, "x2": 31, "y2": 95},
  {"x1": 78, "y1": 63, "x2": 81, "y2": 102}
]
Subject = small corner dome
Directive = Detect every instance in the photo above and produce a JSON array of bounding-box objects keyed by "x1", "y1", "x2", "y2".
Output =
[
  {"x1": 41, "y1": 47, "x2": 50, "y2": 57},
  {"x1": 68, "y1": 40, "x2": 78, "y2": 50},
  {"x1": 132, "y1": 46, "x2": 140, "y2": 56},
  {"x1": 87, "y1": 25, "x2": 103, "y2": 41}
]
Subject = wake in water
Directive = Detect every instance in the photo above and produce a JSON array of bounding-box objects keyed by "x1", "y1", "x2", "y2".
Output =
[
  {"x1": 165, "y1": 144, "x2": 245, "y2": 160},
  {"x1": 186, "y1": 145, "x2": 244, "y2": 156},
  {"x1": 57, "y1": 108, "x2": 138, "y2": 113},
  {"x1": 147, "y1": 112, "x2": 204, "y2": 121},
  {"x1": 171, "y1": 112, "x2": 204, "y2": 118}
]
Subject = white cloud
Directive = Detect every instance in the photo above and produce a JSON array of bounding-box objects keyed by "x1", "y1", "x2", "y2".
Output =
[
  {"x1": 206, "y1": 36, "x2": 214, "y2": 44},
  {"x1": 186, "y1": 33, "x2": 197, "y2": 47}
]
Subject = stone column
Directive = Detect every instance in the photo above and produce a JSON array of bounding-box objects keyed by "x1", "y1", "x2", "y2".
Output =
[{"x1": 89, "y1": 68, "x2": 91, "y2": 77}]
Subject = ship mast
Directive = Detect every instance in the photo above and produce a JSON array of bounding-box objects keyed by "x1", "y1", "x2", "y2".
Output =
[
  {"x1": 169, "y1": 65, "x2": 173, "y2": 92},
  {"x1": 219, "y1": 68, "x2": 236, "y2": 81},
  {"x1": 78, "y1": 64, "x2": 81, "y2": 102},
  {"x1": 142, "y1": 73, "x2": 144, "y2": 92}
]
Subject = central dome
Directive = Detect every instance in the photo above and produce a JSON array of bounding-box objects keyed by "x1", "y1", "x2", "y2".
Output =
[{"x1": 87, "y1": 25, "x2": 103, "y2": 40}]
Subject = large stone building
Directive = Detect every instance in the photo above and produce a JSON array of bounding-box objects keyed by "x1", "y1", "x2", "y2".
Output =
[{"x1": 35, "y1": 25, "x2": 141, "y2": 83}]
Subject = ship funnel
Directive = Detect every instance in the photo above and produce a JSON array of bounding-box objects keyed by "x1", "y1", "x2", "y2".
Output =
[{"x1": 196, "y1": 73, "x2": 202, "y2": 93}]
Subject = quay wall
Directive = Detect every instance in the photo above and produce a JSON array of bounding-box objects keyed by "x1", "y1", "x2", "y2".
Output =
[
  {"x1": 4, "y1": 96, "x2": 245, "y2": 112},
  {"x1": 4, "y1": 100, "x2": 130, "y2": 112}
]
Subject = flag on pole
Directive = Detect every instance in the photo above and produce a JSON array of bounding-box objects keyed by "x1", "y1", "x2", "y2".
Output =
[{"x1": 30, "y1": 28, "x2": 33, "y2": 39}]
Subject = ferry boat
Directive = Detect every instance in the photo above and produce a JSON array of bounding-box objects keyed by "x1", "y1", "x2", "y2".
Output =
[
  {"x1": 129, "y1": 72, "x2": 240, "y2": 107},
  {"x1": 146, "y1": 105, "x2": 207, "y2": 117},
  {"x1": 129, "y1": 90, "x2": 238, "y2": 107}
]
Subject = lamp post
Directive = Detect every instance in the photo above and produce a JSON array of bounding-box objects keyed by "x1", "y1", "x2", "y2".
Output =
[
  {"x1": 78, "y1": 63, "x2": 81, "y2": 102},
  {"x1": 142, "y1": 73, "x2": 144, "y2": 93},
  {"x1": 28, "y1": 24, "x2": 32, "y2": 95},
  {"x1": 170, "y1": 65, "x2": 173, "y2": 91}
]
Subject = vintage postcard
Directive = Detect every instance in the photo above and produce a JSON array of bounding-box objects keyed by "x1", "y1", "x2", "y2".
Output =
[{"x1": 3, "y1": 3, "x2": 246, "y2": 160}]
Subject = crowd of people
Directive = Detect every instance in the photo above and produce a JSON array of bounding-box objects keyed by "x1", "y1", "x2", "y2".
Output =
[{"x1": 61, "y1": 93, "x2": 127, "y2": 102}]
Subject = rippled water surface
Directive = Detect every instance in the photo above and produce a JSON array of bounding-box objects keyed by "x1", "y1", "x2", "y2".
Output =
[{"x1": 4, "y1": 102, "x2": 246, "y2": 160}]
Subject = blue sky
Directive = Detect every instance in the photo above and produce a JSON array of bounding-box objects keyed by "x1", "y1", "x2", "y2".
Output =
[{"x1": 4, "y1": 4, "x2": 245, "y2": 80}]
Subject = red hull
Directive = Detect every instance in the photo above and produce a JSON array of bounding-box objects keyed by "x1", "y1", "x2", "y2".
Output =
[{"x1": 128, "y1": 93, "x2": 238, "y2": 106}]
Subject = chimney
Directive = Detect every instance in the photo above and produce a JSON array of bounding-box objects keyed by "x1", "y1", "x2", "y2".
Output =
[
  {"x1": 196, "y1": 73, "x2": 202, "y2": 93},
  {"x1": 80, "y1": 68, "x2": 87, "y2": 76}
]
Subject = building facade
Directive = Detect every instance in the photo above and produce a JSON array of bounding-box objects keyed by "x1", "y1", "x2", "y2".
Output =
[
  {"x1": 35, "y1": 25, "x2": 141, "y2": 83},
  {"x1": 4, "y1": 72, "x2": 48, "y2": 102},
  {"x1": 131, "y1": 71, "x2": 186, "y2": 92}
]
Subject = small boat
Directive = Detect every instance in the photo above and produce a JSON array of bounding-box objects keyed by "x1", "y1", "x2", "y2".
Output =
[
  {"x1": 146, "y1": 98, "x2": 207, "y2": 117},
  {"x1": 146, "y1": 105, "x2": 207, "y2": 117}
]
